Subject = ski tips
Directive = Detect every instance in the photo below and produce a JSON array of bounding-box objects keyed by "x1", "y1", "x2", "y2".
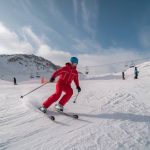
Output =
[
  {"x1": 50, "y1": 116, "x2": 55, "y2": 121},
  {"x1": 20, "y1": 96, "x2": 23, "y2": 99}
]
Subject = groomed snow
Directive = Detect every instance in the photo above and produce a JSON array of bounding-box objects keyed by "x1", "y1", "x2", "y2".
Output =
[{"x1": 0, "y1": 62, "x2": 150, "y2": 150}]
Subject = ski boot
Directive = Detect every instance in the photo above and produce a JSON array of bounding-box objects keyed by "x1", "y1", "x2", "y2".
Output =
[
  {"x1": 39, "y1": 106, "x2": 47, "y2": 113},
  {"x1": 55, "y1": 103, "x2": 64, "y2": 112}
]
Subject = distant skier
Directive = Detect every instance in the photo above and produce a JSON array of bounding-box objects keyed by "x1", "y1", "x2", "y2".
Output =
[
  {"x1": 13, "y1": 77, "x2": 17, "y2": 85},
  {"x1": 134, "y1": 67, "x2": 139, "y2": 79},
  {"x1": 122, "y1": 72, "x2": 125, "y2": 80},
  {"x1": 40, "y1": 57, "x2": 81, "y2": 113}
]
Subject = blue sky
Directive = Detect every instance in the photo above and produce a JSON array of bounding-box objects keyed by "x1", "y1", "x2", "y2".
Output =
[{"x1": 0, "y1": 0, "x2": 150, "y2": 67}]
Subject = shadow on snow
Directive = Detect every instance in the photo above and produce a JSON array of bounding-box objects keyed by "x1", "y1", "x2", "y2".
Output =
[{"x1": 77, "y1": 112, "x2": 150, "y2": 123}]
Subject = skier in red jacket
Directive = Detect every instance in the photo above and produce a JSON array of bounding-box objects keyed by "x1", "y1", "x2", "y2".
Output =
[{"x1": 40, "y1": 57, "x2": 81, "y2": 113}]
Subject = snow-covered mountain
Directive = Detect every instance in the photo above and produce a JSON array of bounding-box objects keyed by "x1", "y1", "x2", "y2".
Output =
[
  {"x1": 0, "y1": 54, "x2": 59, "y2": 82},
  {"x1": 0, "y1": 53, "x2": 149, "y2": 83}
]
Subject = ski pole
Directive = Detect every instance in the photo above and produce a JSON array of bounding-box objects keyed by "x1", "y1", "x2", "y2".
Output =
[
  {"x1": 73, "y1": 92, "x2": 79, "y2": 103},
  {"x1": 20, "y1": 81, "x2": 49, "y2": 99}
]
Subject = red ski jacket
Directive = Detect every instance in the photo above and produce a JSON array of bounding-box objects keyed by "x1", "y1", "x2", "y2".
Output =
[{"x1": 51, "y1": 63, "x2": 79, "y2": 87}]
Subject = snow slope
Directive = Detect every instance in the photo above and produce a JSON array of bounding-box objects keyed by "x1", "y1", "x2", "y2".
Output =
[{"x1": 0, "y1": 62, "x2": 150, "y2": 150}]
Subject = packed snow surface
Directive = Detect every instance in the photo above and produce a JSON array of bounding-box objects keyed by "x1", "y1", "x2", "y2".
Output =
[{"x1": 0, "y1": 62, "x2": 150, "y2": 150}]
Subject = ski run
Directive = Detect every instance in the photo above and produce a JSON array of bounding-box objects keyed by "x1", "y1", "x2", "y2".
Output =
[{"x1": 1, "y1": 61, "x2": 150, "y2": 150}]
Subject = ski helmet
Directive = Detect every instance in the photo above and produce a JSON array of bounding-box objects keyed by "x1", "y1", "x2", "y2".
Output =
[{"x1": 70, "y1": 57, "x2": 78, "y2": 64}]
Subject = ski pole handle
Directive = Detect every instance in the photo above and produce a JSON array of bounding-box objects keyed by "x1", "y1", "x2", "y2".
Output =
[{"x1": 20, "y1": 81, "x2": 49, "y2": 99}]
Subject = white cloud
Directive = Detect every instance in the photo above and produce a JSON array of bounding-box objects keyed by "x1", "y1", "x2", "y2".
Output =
[
  {"x1": 72, "y1": 38, "x2": 143, "y2": 71},
  {"x1": 36, "y1": 44, "x2": 71, "y2": 65},
  {"x1": 77, "y1": 47, "x2": 143, "y2": 74},
  {"x1": 78, "y1": 49, "x2": 141, "y2": 66},
  {"x1": 0, "y1": 23, "x2": 34, "y2": 54},
  {"x1": 22, "y1": 26, "x2": 43, "y2": 46},
  {"x1": 0, "y1": 22, "x2": 71, "y2": 65},
  {"x1": 0, "y1": 22, "x2": 146, "y2": 74}
]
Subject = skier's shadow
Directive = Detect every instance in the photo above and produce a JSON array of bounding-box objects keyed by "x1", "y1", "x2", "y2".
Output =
[{"x1": 77, "y1": 112, "x2": 150, "y2": 123}]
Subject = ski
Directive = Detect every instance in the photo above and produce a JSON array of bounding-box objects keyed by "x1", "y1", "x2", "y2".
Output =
[
  {"x1": 56, "y1": 111, "x2": 79, "y2": 119},
  {"x1": 38, "y1": 108, "x2": 55, "y2": 121},
  {"x1": 48, "y1": 115, "x2": 55, "y2": 121}
]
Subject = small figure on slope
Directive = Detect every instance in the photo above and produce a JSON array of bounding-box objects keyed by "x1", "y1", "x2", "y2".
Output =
[
  {"x1": 13, "y1": 77, "x2": 17, "y2": 85},
  {"x1": 122, "y1": 72, "x2": 125, "y2": 80},
  {"x1": 40, "y1": 57, "x2": 81, "y2": 113},
  {"x1": 134, "y1": 67, "x2": 139, "y2": 79}
]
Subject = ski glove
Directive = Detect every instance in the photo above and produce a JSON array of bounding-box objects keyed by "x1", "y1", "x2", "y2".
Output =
[
  {"x1": 77, "y1": 86, "x2": 81, "y2": 92},
  {"x1": 49, "y1": 77, "x2": 55, "y2": 82}
]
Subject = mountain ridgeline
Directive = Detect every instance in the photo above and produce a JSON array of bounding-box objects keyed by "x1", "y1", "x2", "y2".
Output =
[{"x1": 0, "y1": 54, "x2": 59, "y2": 81}]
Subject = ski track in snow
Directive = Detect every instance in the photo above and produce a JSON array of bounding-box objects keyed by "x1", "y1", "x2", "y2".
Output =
[{"x1": 0, "y1": 78, "x2": 150, "y2": 150}]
